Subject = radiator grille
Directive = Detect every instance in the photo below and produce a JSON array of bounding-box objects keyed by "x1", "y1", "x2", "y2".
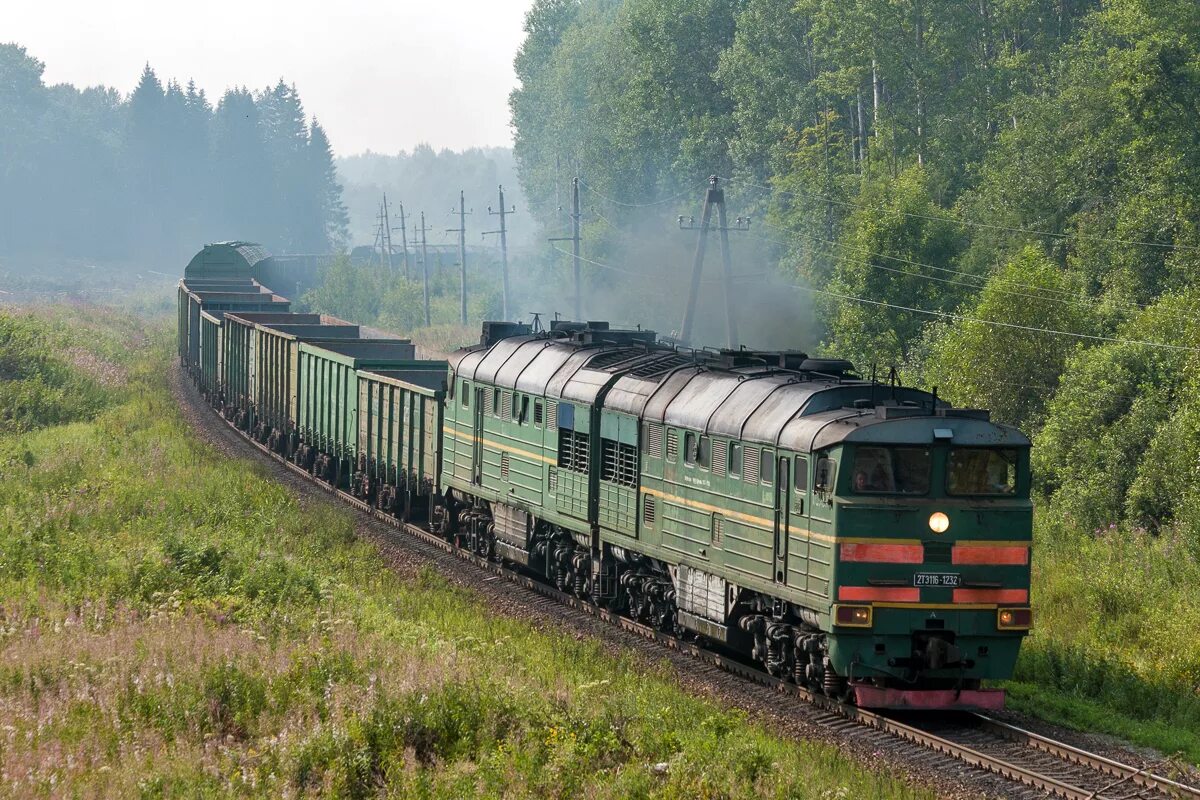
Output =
[
  {"x1": 534, "y1": 400, "x2": 544, "y2": 426},
  {"x1": 646, "y1": 423, "x2": 663, "y2": 458},
  {"x1": 712, "y1": 439, "x2": 728, "y2": 477},
  {"x1": 500, "y1": 391, "x2": 512, "y2": 420},
  {"x1": 665, "y1": 429, "x2": 678, "y2": 462},
  {"x1": 744, "y1": 446, "x2": 760, "y2": 483},
  {"x1": 546, "y1": 401, "x2": 557, "y2": 430},
  {"x1": 643, "y1": 494, "x2": 656, "y2": 526}
]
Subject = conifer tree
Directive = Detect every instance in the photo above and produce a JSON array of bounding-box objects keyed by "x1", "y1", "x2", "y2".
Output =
[{"x1": 308, "y1": 118, "x2": 348, "y2": 251}]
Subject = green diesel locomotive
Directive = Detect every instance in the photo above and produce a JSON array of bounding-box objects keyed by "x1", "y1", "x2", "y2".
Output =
[{"x1": 436, "y1": 320, "x2": 1031, "y2": 709}]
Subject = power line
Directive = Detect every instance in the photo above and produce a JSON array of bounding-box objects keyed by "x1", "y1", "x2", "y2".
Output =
[
  {"x1": 578, "y1": 178, "x2": 703, "y2": 209},
  {"x1": 744, "y1": 222, "x2": 1200, "y2": 325},
  {"x1": 548, "y1": 245, "x2": 766, "y2": 285},
  {"x1": 783, "y1": 281, "x2": 1200, "y2": 353},
  {"x1": 547, "y1": 244, "x2": 1198, "y2": 350},
  {"x1": 721, "y1": 175, "x2": 1200, "y2": 254}
]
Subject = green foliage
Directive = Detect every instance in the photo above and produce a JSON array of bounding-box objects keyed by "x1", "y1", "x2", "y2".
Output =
[
  {"x1": 818, "y1": 167, "x2": 966, "y2": 367},
  {"x1": 920, "y1": 246, "x2": 1095, "y2": 429},
  {"x1": 300, "y1": 256, "x2": 496, "y2": 346},
  {"x1": 1034, "y1": 290, "x2": 1200, "y2": 531},
  {"x1": 0, "y1": 310, "x2": 126, "y2": 432}
]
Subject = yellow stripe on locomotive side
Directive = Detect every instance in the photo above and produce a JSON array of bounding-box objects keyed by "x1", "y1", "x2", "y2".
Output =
[
  {"x1": 444, "y1": 425, "x2": 557, "y2": 465},
  {"x1": 441, "y1": 427, "x2": 1031, "y2": 551}
]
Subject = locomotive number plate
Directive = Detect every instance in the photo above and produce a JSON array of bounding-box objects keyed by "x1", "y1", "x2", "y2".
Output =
[{"x1": 914, "y1": 572, "x2": 960, "y2": 587}]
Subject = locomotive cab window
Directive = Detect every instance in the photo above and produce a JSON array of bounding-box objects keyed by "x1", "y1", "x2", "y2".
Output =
[
  {"x1": 729, "y1": 442, "x2": 743, "y2": 477},
  {"x1": 794, "y1": 456, "x2": 808, "y2": 492},
  {"x1": 814, "y1": 457, "x2": 835, "y2": 492},
  {"x1": 851, "y1": 446, "x2": 931, "y2": 495},
  {"x1": 684, "y1": 433, "x2": 710, "y2": 468},
  {"x1": 760, "y1": 449, "x2": 775, "y2": 484},
  {"x1": 947, "y1": 448, "x2": 1018, "y2": 495},
  {"x1": 460, "y1": 380, "x2": 470, "y2": 407}
]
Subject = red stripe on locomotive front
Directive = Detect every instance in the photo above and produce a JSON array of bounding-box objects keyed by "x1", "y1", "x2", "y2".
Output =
[
  {"x1": 952, "y1": 588, "x2": 1029, "y2": 603},
  {"x1": 839, "y1": 542, "x2": 924, "y2": 563},
  {"x1": 951, "y1": 545, "x2": 1029, "y2": 565},
  {"x1": 838, "y1": 586, "x2": 921, "y2": 602}
]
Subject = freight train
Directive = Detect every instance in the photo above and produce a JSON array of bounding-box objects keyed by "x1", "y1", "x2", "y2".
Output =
[{"x1": 179, "y1": 241, "x2": 1033, "y2": 710}]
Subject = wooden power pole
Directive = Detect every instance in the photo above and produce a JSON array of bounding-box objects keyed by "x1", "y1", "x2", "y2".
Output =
[
  {"x1": 395, "y1": 201, "x2": 409, "y2": 279},
  {"x1": 548, "y1": 176, "x2": 582, "y2": 320},
  {"x1": 447, "y1": 190, "x2": 471, "y2": 325},
  {"x1": 414, "y1": 211, "x2": 432, "y2": 327},
  {"x1": 483, "y1": 184, "x2": 516, "y2": 320},
  {"x1": 382, "y1": 193, "x2": 395, "y2": 271}
]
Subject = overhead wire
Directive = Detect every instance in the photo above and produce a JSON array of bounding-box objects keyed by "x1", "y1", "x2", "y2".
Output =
[
  {"x1": 734, "y1": 216, "x2": 1200, "y2": 327},
  {"x1": 740, "y1": 226, "x2": 1200, "y2": 324},
  {"x1": 577, "y1": 177, "x2": 702, "y2": 209},
  {"x1": 546, "y1": 245, "x2": 1199, "y2": 353},
  {"x1": 782, "y1": 281, "x2": 1200, "y2": 353},
  {"x1": 720, "y1": 175, "x2": 1200, "y2": 253}
]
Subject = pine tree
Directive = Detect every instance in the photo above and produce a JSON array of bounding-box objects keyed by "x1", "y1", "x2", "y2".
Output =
[
  {"x1": 257, "y1": 80, "x2": 309, "y2": 251},
  {"x1": 211, "y1": 87, "x2": 272, "y2": 242},
  {"x1": 308, "y1": 118, "x2": 348, "y2": 251},
  {"x1": 125, "y1": 64, "x2": 168, "y2": 254}
]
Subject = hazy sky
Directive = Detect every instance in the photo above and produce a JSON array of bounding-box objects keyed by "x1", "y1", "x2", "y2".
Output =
[{"x1": 7, "y1": 0, "x2": 534, "y2": 156}]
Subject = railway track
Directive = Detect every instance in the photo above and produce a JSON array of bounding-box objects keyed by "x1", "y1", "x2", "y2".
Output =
[{"x1": 182, "y1": 376, "x2": 1200, "y2": 800}]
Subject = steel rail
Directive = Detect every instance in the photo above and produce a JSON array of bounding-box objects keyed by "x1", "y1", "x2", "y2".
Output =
[
  {"x1": 971, "y1": 714, "x2": 1200, "y2": 799},
  {"x1": 191, "y1": 387, "x2": 1199, "y2": 800}
]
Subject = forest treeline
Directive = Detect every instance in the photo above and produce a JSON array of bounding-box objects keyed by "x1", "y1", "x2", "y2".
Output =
[
  {"x1": 509, "y1": 0, "x2": 1200, "y2": 538},
  {"x1": 0, "y1": 44, "x2": 347, "y2": 263}
]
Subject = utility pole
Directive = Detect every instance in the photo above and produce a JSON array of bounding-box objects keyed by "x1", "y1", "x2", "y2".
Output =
[
  {"x1": 414, "y1": 211, "x2": 432, "y2": 327},
  {"x1": 482, "y1": 185, "x2": 516, "y2": 320},
  {"x1": 395, "y1": 202, "x2": 409, "y2": 279},
  {"x1": 446, "y1": 190, "x2": 471, "y2": 325},
  {"x1": 372, "y1": 202, "x2": 385, "y2": 267},
  {"x1": 382, "y1": 194, "x2": 395, "y2": 271},
  {"x1": 678, "y1": 175, "x2": 749, "y2": 348},
  {"x1": 548, "y1": 176, "x2": 582, "y2": 320}
]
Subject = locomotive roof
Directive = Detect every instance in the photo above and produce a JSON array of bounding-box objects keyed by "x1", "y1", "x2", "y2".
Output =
[{"x1": 450, "y1": 326, "x2": 1028, "y2": 451}]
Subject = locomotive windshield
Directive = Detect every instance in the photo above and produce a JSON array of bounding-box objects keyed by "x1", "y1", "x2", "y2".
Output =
[
  {"x1": 947, "y1": 447, "x2": 1018, "y2": 495},
  {"x1": 850, "y1": 446, "x2": 931, "y2": 494}
]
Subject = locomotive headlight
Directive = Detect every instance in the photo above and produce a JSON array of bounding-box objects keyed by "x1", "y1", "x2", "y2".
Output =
[
  {"x1": 997, "y1": 608, "x2": 1033, "y2": 630},
  {"x1": 928, "y1": 511, "x2": 950, "y2": 534},
  {"x1": 833, "y1": 605, "x2": 873, "y2": 628}
]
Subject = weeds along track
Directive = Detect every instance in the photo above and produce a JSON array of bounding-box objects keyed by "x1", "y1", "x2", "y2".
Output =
[{"x1": 172, "y1": 366, "x2": 1200, "y2": 800}]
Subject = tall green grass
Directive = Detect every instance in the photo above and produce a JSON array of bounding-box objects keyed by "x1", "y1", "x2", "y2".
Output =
[
  {"x1": 0, "y1": 308, "x2": 930, "y2": 797},
  {"x1": 1006, "y1": 512, "x2": 1200, "y2": 763}
]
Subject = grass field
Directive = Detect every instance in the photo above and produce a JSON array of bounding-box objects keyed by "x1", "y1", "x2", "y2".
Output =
[
  {"x1": 1004, "y1": 513, "x2": 1200, "y2": 765},
  {"x1": 0, "y1": 307, "x2": 934, "y2": 797}
]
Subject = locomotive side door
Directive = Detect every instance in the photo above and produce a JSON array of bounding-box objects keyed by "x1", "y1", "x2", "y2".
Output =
[
  {"x1": 772, "y1": 453, "x2": 790, "y2": 585},
  {"x1": 471, "y1": 386, "x2": 485, "y2": 484}
]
